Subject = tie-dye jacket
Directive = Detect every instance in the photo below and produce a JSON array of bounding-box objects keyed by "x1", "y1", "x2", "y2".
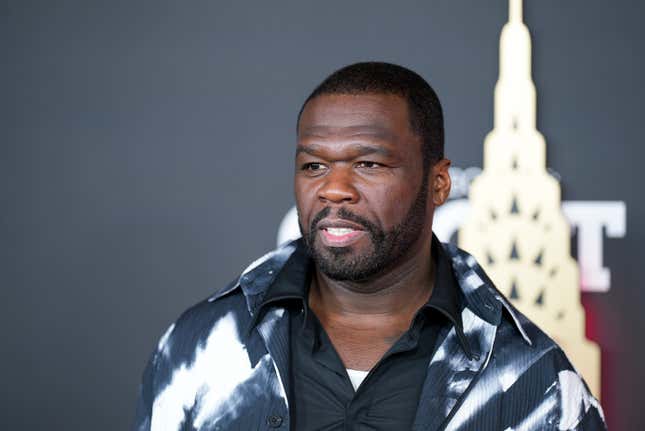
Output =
[{"x1": 134, "y1": 240, "x2": 607, "y2": 431}]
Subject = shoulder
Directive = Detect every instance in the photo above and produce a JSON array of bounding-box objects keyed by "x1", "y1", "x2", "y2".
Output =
[
  {"x1": 481, "y1": 305, "x2": 606, "y2": 430},
  {"x1": 442, "y1": 241, "x2": 575, "y2": 365},
  {"x1": 441, "y1": 243, "x2": 606, "y2": 429},
  {"x1": 133, "y1": 278, "x2": 252, "y2": 428},
  {"x1": 492, "y1": 306, "x2": 573, "y2": 382},
  {"x1": 494, "y1": 322, "x2": 605, "y2": 429},
  {"x1": 161, "y1": 285, "x2": 249, "y2": 357},
  {"x1": 486, "y1": 282, "x2": 606, "y2": 429},
  {"x1": 149, "y1": 240, "x2": 300, "y2": 376},
  {"x1": 146, "y1": 282, "x2": 251, "y2": 388}
]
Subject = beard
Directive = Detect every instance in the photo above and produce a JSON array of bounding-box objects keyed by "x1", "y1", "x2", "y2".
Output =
[{"x1": 299, "y1": 178, "x2": 429, "y2": 282}]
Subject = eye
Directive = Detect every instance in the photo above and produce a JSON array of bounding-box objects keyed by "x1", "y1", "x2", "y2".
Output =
[
  {"x1": 301, "y1": 162, "x2": 328, "y2": 175},
  {"x1": 355, "y1": 161, "x2": 384, "y2": 169}
]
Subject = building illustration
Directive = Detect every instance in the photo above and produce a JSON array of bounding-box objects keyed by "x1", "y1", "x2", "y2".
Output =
[{"x1": 458, "y1": 0, "x2": 601, "y2": 397}]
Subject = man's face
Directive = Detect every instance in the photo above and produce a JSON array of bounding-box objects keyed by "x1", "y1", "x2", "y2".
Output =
[{"x1": 295, "y1": 93, "x2": 437, "y2": 282}]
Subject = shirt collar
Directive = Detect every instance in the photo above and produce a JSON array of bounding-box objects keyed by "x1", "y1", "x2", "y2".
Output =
[
  {"x1": 251, "y1": 234, "x2": 471, "y2": 357},
  {"x1": 425, "y1": 236, "x2": 471, "y2": 357}
]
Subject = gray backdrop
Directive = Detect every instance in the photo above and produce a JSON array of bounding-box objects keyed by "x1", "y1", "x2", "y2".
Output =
[{"x1": 2, "y1": 1, "x2": 643, "y2": 429}]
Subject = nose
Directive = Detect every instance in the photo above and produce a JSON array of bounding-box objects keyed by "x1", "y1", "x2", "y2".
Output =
[{"x1": 318, "y1": 166, "x2": 359, "y2": 204}]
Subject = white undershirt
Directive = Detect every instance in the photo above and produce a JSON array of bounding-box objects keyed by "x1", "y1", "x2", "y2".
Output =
[{"x1": 346, "y1": 368, "x2": 370, "y2": 391}]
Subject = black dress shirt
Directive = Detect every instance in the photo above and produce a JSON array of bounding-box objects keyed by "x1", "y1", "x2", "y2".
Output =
[{"x1": 255, "y1": 236, "x2": 469, "y2": 431}]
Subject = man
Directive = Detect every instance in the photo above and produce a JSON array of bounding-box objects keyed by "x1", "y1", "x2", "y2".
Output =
[{"x1": 134, "y1": 62, "x2": 606, "y2": 430}]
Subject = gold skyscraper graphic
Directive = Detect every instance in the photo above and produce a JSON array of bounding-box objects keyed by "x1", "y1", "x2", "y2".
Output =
[{"x1": 458, "y1": 0, "x2": 601, "y2": 397}]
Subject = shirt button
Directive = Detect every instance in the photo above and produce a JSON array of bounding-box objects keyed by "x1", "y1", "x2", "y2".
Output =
[{"x1": 267, "y1": 414, "x2": 283, "y2": 428}]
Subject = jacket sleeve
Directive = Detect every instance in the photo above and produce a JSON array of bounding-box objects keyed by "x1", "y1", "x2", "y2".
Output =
[
  {"x1": 575, "y1": 406, "x2": 607, "y2": 431},
  {"x1": 500, "y1": 346, "x2": 607, "y2": 431},
  {"x1": 535, "y1": 348, "x2": 607, "y2": 431},
  {"x1": 550, "y1": 350, "x2": 606, "y2": 431}
]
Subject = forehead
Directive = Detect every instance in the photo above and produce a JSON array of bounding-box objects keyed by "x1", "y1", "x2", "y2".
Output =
[{"x1": 298, "y1": 93, "x2": 414, "y2": 141}]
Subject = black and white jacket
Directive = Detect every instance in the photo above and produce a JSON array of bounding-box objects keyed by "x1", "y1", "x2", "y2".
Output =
[{"x1": 134, "y1": 239, "x2": 607, "y2": 430}]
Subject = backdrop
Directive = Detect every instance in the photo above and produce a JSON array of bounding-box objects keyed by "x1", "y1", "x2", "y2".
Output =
[{"x1": 2, "y1": 1, "x2": 643, "y2": 429}]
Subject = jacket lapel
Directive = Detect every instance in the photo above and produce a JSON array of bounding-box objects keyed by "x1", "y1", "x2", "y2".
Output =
[
  {"x1": 235, "y1": 242, "x2": 298, "y2": 411},
  {"x1": 255, "y1": 307, "x2": 291, "y2": 408},
  {"x1": 412, "y1": 244, "x2": 504, "y2": 431},
  {"x1": 412, "y1": 307, "x2": 497, "y2": 431}
]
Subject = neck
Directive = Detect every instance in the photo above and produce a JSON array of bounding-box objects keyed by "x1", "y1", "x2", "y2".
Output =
[{"x1": 309, "y1": 233, "x2": 435, "y2": 320}]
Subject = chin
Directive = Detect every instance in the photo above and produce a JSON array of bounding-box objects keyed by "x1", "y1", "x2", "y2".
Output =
[{"x1": 314, "y1": 246, "x2": 385, "y2": 282}]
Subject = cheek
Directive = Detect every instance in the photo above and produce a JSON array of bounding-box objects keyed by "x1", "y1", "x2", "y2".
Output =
[
  {"x1": 362, "y1": 180, "x2": 416, "y2": 227},
  {"x1": 294, "y1": 181, "x2": 315, "y2": 231}
]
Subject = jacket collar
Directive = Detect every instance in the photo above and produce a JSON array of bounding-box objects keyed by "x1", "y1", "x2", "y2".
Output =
[
  {"x1": 442, "y1": 242, "x2": 532, "y2": 346},
  {"x1": 207, "y1": 240, "x2": 298, "y2": 312},
  {"x1": 248, "y1": 236, "x2": 471, "y2": 353},
  {"x1": 209, "y1": 237, "x2": 531, "y2": 353}
]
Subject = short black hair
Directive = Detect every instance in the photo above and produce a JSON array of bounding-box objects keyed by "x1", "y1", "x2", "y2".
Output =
[{"x1": 297, "y1": 61, "x2": 444, "y2": 170}]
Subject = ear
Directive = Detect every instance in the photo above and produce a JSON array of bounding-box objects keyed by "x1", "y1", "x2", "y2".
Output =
[{"x1": 430, "y1": 159, "x2": 451, "y2": 206}]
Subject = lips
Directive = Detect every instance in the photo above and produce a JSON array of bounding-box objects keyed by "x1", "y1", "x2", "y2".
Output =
[{"x1": 317, "y1": 218, "x2": 367, "y2": 247}]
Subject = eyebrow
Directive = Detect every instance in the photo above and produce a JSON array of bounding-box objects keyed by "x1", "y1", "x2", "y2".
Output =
[{"x1": 295, "y1": 143, "x2": 393, "y2": 158}]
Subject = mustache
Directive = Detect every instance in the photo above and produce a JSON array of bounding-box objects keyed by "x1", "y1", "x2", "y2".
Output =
[{"x1": 309, "y1": 207, "x2": 381, "y2": 238}]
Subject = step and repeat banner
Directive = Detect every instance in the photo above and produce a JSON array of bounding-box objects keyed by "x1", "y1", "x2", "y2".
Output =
[{"x1": 3, "y1": 0, "x2": 640, "y2": 430}]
